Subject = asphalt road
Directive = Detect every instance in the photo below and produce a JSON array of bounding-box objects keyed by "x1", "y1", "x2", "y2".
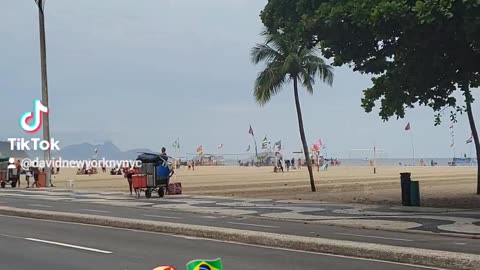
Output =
[
  {"x1": 0, "y1": 196, "x2": 478, "y2": 255},
  {"x1": 0, "y1": 215, "x2": 441, "y2": 270}
]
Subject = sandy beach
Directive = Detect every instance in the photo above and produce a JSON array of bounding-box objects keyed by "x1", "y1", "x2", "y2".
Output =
[{"x1": 45, "y1": 165, "x2": 480, "y2": 209}]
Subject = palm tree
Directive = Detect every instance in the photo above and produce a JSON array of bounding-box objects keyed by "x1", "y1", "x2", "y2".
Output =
[{"x1": 251, "y1": 31, "x2": 333, "y2": 192}]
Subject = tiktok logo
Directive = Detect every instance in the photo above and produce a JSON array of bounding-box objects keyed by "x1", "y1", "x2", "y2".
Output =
[{"x1": 19, "y1": 99, "x2": 49, "y2": 133}]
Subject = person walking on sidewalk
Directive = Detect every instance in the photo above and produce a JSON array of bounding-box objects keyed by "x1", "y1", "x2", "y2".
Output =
[
  {"x1": 31, "y1": 166, "x2": 39, "y2": 188},
  {"x1": 125, "y1": 167, "x2": 135, "y2": 195},
  {"x1": 25, "y1": 168, "x2": 32, "y2": 188}
]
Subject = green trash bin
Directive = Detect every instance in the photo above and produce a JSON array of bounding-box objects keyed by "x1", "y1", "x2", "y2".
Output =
[{"x1": 410, "y1": 181, "x2": 420, "y2": 207}]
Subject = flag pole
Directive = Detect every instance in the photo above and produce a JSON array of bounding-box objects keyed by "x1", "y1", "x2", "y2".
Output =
[
  {"x1": 470, "y1": 142, "x2": 473, "y2": 160},
  {"x1": 174, "y1": 146, "x2": 177, "y2": 182},
  {"x1": 281, "y1": 145, "x2": 285, "y2": 176},
  {"x1": 174, "y1": 138, "x2": 178, "y2": 182},
  {"x1": 249, "y1": 125, "x2": 259, "y2": 160},
  {"x1": 451, "y1": 125, "x2": 456, "y2": 159},
  {"x1": 253, "y1": 136, "x2": 258, "y2": 160},
  {"x1": 410, "y1": 131, "x2": 415, "y2": 166}
]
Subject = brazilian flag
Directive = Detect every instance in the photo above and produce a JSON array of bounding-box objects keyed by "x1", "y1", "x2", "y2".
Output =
[{"x1": 186, "y1": 258, "x2": 223, "y2": 270}]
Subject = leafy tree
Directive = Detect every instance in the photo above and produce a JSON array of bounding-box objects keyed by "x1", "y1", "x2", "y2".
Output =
[
  {"x1": 261, "y1": 0, "x2": 480, "y2": 194},
  {"x1": 251, "y1": 31, "x2": 334, "y2": 192}
]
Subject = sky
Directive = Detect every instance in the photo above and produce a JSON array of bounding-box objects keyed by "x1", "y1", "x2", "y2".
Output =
[{"x1": 0, "y1": 0, "x2": 479, "y2": 159}]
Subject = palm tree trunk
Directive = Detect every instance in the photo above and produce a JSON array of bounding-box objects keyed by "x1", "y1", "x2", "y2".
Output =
[
  {"x1": 293, "y1": 77, "x2": 316, "y2": 192},
  {"x1": 463, "y1": 84, "x2": 480, "y2": 195}
]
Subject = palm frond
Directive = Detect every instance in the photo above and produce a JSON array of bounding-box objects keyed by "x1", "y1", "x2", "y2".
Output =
[
  {"x1": 251, "y1": 29, "x2": 334, "y2": 104},
  {"x1": 250, "y1": 44, "x2": 282, "y2": 64},
  {"x1": 261, "y1": 30, "x2": 291, "y2": 57},
  {"x1": 304, "y1": 55, "x2": 334, "y2": 86},
  {"x1": 254, "y1": 64, "x2": 287, "y2": 105},
  {"x1": 300, "y1": 71, "x2": 315, "y2": 94},
  {"x1": 283, "y1": 54, "x2": 302, "y2": 76}
]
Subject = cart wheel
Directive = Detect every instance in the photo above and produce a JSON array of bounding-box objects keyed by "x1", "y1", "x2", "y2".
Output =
[
  {"x1": 0, "y1": 182, "x2": 5, "y2": 188},
  {"x1": 158, "y1": 188, "x2": 165, "y2": 198},
  {"x1": 11, "y1": 182, "x2": 17, "y2": 188},
  {"x1": 145, "y1": 189, "x2": 152, "y2": 198}
]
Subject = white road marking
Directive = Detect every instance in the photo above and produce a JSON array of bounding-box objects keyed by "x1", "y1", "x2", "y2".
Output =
[
  {"x1": 335, "y1": 233, "x2": 414, "y2": 242},
  {"x1": 227, "y1": 222, "x2": 279, "y2": 228},
  {"x1": 25, "y1": 238, "x2": 113, "y2": 254},
  {"x1": 28, "y1": 204, "x2": 52, "y2": 208},
  {"x1": 79, "y1": 209, "x2": 111, "y2": 213},
  {"x1": 199, "y1": 216, "x2": 219, "y2": 219},
  {"x1": 455, "y1": 242, "x2": 467, "y2": 245},
  {"x1": 0, "y1": 233, "x2": 23, "y2": 239},
  {"x1": 144, "y1": 214, "x2": 182, "y2": 220}
]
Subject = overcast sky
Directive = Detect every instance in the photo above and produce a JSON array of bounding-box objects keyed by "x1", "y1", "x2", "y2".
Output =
[{"x1": 1, "y1": 0, "x2": 478, "y2": 158}]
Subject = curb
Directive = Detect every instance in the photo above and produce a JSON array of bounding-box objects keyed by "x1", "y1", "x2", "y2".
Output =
[
  {"x1": 0, "y1": 206, "x2": 479, "y2": 270},
  {"x1": 2, "y1": 188, "x2": 478, "y2": 240}
]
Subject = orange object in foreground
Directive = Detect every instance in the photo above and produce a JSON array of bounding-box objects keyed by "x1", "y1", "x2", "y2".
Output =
[
  {"x1": 37, "y1": 172, "x2": 46, "y2": 188},
  {"x1": 152, "y1": 266, "x2": 176, "y2": 270},
  {"x1": 132, "y1": 174, "x2": 148, "y2": 189}
]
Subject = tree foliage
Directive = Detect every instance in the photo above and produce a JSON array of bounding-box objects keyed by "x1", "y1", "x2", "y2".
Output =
[
  {"x1": 251, "y1": 31, "x2": 334, "y2": 192},
  {"x1": 261, "y1": 0, "x2": 480, "y2": 121},
  {"x1": 251, "y1": 31, "x2": 333, "y2": 105}
]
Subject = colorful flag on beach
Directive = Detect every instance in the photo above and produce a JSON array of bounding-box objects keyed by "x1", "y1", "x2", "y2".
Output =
[
  {"x1": 405, "y1": 122, "x2": 411, "y2": 131},
  {"x1": 246, "y1": 145, "x2": 251, "y2": 152},
  {"x1": 262, "y1": 136, "x2": 270, "y2": 149},
  {"x1": 273, "y1": 140, "x2": 281, "y2": 151},
  {"x1": 172, "y1": 137, "x2": 180, "y2": 150},
  {"x1": 186, "y1": 258, "x2": 223, "y2": 270},
  {"x1": 449, "y1": 123, "x2": 455, "y2": 147},
  {"x1": 249, "y1": 125, "x2": 254, "y2": 136},
  {"x1": 217, "y1": 144, "x2": 224, "y2": 149},
  {"x1": 467, "y1": 134, "x2": 473, "y2": 144},
  {"x1": 312, "y1": 139, "x2": 322, "y2": 151},
  {"x1": 196, "y1": 145, "x2": 203, "y2": 156}
]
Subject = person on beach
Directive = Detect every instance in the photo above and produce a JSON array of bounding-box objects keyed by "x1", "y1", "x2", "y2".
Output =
[
  {"x1": 125, "y1": 167, "x2": 135, "y2": 195},
  {"x1": 159, "y1": 147, "x2": 168, "y2": 166},
  {"x1": 15, "y1": 160, "x2": 21, "y2": 187},
  {"x1": 25, "y1": 167, "x2": 32, "y2": 188},
  {"x1": 31, "y1": 166, "x2": 39, "y2": 188},
  {"x1": 276, "y1": 155, "x2": 284, "y2": 173}
]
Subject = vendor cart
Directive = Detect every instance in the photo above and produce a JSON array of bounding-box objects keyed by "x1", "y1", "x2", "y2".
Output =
[{"x1": 133, "y1": 153, "x2": 175, "y2": 198}]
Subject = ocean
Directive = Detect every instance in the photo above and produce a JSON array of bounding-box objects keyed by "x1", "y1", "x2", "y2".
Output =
[{"x1": 223, "y1": 158, "x2": 476, "y2": 167}]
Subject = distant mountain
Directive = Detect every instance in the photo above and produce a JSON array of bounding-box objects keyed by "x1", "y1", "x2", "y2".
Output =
[
  {"x1": 57, "y1": 141, "x2": 156, "y2": 160},
  {"x1": 0, "y1": 141, "x2": 29, "y2": 158}
]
